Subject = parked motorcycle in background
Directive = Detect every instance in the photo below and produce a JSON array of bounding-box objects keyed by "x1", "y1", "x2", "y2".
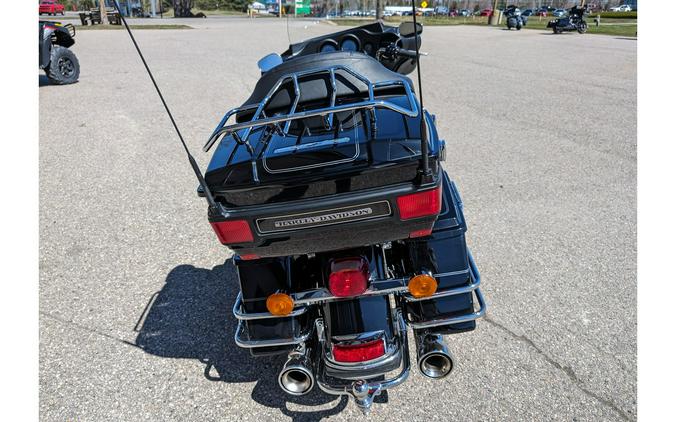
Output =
[
  {"x1": 547, "y1": 4, "x2": 589, "y2": 34},
  {"x1": 505, "y1": 5, "x2": 527, "y2": 30}
]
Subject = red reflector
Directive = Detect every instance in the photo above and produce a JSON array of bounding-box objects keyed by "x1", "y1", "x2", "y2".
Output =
[
  {"x1": 409, "y1": 228, "x2": 433, "y2": 238},
  {"x1": 396, "y1": 186, "x2": 442, "y2": 220},
  {"x1": 210, "y1": 220, "x2": 254, "y2": 244},
  {"x1": 332, "y1": 339, "x2": 386, "y2": 363},
  {"x1": 328, "y1": 257, "x2": 369, "y2": 297},
  {"x1": 239, "y1": 254, "x2": 260, "y2": 261}
]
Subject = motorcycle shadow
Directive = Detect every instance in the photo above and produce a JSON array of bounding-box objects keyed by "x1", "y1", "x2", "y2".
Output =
[{"x1": 133, "y1": 260, "x2": 349, "y2": 421}]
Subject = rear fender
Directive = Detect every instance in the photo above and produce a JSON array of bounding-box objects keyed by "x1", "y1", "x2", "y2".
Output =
[
  {"x1": 321, "y1": 295, "x2": 401, "y2": 375},
  {"x1": 53, "y1": 28, "x2": 75, "y2": 48},
  {"x1": 322, "y1": 296, "x2": 395, "y2": 342}
]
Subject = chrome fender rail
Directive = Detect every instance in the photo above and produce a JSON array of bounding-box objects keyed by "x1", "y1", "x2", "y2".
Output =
[{"x1": 314, "y1": 311, "x2": 410, "y2": 414}]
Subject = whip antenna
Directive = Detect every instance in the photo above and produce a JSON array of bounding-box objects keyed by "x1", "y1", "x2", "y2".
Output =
[
  {"x1": 410, "y1": 0, "x2": 430, "y2": 177},
  {"x1": 111, "y1": 1, "x2": 219, "y2": 211}
]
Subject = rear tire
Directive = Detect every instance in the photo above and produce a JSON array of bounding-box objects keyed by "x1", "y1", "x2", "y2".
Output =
[
  {"x1": 578, "y1": 22, "x2": 588, "y2": 34},
  {"x1": 516, "y1": 23, "x2": 522, "y2": 30},
  {"x1": 46, "y1": 46, "x2": 80, "y2": 85}
]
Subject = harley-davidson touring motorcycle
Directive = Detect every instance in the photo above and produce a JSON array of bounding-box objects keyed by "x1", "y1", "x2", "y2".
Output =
[
  {"x1": 504, "y1": 5, "x2": 527, "y2": 30},
  {"x1": 547, "y1": 5, "x2": 589, "y2": 34},
  {"x1": 114, "y1": 3, "x2": 486, "y2": 412}
]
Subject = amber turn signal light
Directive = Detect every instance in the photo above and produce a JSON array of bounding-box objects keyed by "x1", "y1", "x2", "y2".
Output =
[
  {"x1": 266, "y1": 293, "x2": 294, "y2": 316},
  {"x1": 408, "y1": 274, "x2": 438, "y2": 298}
]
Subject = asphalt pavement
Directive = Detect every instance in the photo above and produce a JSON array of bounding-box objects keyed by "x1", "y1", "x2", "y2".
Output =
[{"x1": 39, "y1": 18, "x2": 636, "y2": 421}]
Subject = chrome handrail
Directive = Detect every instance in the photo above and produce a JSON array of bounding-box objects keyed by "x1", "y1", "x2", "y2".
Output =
[{"x1": 203, "y1": 65, "x2": 419, "y2": 153}]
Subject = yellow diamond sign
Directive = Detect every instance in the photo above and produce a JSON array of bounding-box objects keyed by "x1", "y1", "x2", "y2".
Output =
[{"x1": 421, "y1": 1, "x2": 428, "y2": 8}]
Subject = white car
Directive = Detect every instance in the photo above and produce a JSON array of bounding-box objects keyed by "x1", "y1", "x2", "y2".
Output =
[{"x1": 610, "y1": 5, "x2": 632, "y2": 12}]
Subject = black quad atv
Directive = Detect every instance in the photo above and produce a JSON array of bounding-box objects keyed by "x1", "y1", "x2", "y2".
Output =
[{"x1": 39, "y1": 21, "x2": 80, "y2": 85}]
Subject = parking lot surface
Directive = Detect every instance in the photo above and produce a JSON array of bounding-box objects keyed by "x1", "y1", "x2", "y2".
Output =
[{"x1": 39, "y1": 17, "x2": 636, "y2": 421}]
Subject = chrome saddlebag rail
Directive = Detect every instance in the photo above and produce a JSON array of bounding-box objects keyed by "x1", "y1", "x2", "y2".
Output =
[{"x1": 404, "y1": 251, "x2": 487, "y2": 330}]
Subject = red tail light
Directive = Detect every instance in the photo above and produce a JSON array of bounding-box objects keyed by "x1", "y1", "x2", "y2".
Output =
[
  {"x1": 210, "y1": 220, "x2": 254, "y2": 244},
  {"x1": 332, "y1": 339, "x2": 386, "y2": 363},
  {"x1": 396, "y1": 186, "x2": 442, "y2": 220},
  {"x1": 409, "y1": 228, "x2": 433, "y2": 238},
  {"x1": 328, "y1": 257, "x2": 369, "y2": 297}
]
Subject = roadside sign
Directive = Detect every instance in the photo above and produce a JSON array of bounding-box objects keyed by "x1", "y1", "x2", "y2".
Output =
[
  {"x1": 295, "y1": 0, "x2": 310, "y2": 15},
  {"x1": 421, "y1": 1, "x2": 428, "y2": 8}
]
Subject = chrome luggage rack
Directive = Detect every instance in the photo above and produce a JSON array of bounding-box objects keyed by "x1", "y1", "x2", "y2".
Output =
[
  {"x1": 203, "y1": 65, "x2": 420, "y2": 153},
  {"x1": 232, "y1": 251, "x2": 486, "y2": 348}
]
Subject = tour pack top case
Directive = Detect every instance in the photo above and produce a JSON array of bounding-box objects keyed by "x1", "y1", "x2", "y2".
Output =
[{"x1": 200, "y1": 25, "x2": 445, "y2": 258}]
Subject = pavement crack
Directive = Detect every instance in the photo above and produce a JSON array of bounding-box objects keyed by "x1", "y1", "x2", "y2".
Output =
[
  {"x1": 484, "y1": 316, "x2": 633, "y2": 421},
  {"x1": 40, "y1": 311, "x2": 140, "y2": 350}
]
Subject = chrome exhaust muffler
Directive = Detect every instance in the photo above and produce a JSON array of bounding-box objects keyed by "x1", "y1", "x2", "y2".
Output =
[
  {"x1": 415, "y1": 332, "x2": 454, "y2": 379},
  {"x1": 278, "y1": 345, "x2": 315, "y2": 396}
]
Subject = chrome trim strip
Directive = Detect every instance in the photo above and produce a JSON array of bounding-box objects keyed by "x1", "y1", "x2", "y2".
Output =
[
  {"x1": 323, "y1": 329, "x2": 400, "y2": 370},
  {"x1": 261, "y1": 138, "x2": 360, "y2": 175},
  {"x1": 272, "y1": 136, "x2": 351, "y2": 154},
  {"x1": 323, "y1": 340, "x2": 401, "y2": 374}
]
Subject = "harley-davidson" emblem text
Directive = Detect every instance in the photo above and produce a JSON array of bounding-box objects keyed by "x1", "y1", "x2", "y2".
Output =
[{"x1": 274, "y1": 208, "x2": 373, "y2": 228}]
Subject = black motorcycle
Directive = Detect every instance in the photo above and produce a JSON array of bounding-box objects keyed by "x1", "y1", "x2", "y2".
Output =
[
  {"x1": 114, "y1": 8, "x2": 486, "y2": 413},
  {"x1": 547, "y1": 5, "x2": 589, "y2": 34},
  {"x1": 199, "y1": 21, "x2": 486, "y2": 413},
  {"x1": 505, "y1": 5, "x2": 527, "y2": 30}
]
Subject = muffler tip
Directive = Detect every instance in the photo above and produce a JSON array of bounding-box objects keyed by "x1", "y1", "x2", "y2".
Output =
[
  {"x1": 279, "y1": 367, "x2": 315, "y2": 396},
  {"x1": 419, "y1": 352, "x2": 454, "y2": 379},
  {"x1": 415, "y1": 333, "x2": 455, "y2": 379}
]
